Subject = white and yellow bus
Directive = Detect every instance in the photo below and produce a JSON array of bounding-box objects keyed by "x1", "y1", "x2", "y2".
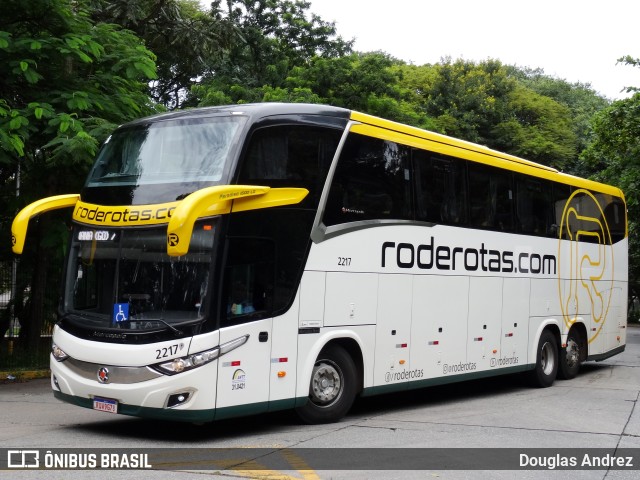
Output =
[{"x1": 12, "y1": 103, "x2": 628, "y2": 424}]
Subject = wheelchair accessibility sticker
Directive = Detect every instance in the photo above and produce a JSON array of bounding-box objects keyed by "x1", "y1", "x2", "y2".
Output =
[{"x1": 113, "y1": 303, "x2": 129, "y2": 323}]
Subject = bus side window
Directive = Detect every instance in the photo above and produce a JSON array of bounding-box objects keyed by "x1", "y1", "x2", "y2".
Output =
[
  {"x1": 221, "y1": 238, "x2": 275, "y2": 327},
  {"x1": 467, "y1": 163, "x2": 513, "y2": 231},
  {"x1": 414, "y1": 151, "x2": 467, "y2": 225},
  {"x1": 516, "y1": 177, "x2": 553, "y2": 236},
  {"x1": 603, "y1": 197, "x2": 626, "y2": 243},
  {"x1": 239, "y1": 125, "x2": 340, "y2": 208},
  {"x1": 324, "y1": 133, "x2": 412, "y2": 226}
]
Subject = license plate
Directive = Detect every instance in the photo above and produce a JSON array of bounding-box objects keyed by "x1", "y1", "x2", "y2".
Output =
[{"x1": 93, "y1": 396, "x2": 118, "y2": 414}]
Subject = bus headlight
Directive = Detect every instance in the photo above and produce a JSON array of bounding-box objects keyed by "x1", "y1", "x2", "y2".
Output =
[
  {"x1": 151, "y1": 335, "x2": 249, "y2": 375},
  {"x1": 152, "y1": 347, "x2": 220, "y2": 375},
  {"x1": 51, "y1": 343, "x2": 69, "y2": 362}
]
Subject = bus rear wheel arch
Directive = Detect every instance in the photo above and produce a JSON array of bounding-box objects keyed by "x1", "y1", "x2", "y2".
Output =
[{"x1": 295, "y1": 343, "x2": 359, "y2": 424}]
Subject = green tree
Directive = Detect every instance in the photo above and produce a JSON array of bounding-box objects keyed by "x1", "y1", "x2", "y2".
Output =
[
  {"x1": 90, "y1": 0, "x2": 229, "y2": 109},
  {"x1": 417, "y1": 58, "x2": 516, "y2": 144},
  {"x1": 581, "y1": 80, "x2": 640, "y2": 311},
  {"x1": 0, "y1": 0, "x2": 159, "y2": 349},
  {"x1": 193, "y1": 0, "x2": 352, "y2": 105},
  {"x1": 491, "y1": 84, "x2": 577, "y2": 169},
  {"x1": 507, "y1": 66, "x2": 609, "y2": 174},
  {"x1": 397, "y1": 59, "x2": 579, "y2": 168}
]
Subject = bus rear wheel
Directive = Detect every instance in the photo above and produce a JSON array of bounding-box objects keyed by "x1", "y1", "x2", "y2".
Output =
[
  {"x1": 558, "y1": 329, "x2": 583, "y2": 380},
  {"x1": 529, "y1": 330, "x2": 558, "y2": 388},
  {"x1": 295, "y1": 344, "x2": 357, "y2": 424}
]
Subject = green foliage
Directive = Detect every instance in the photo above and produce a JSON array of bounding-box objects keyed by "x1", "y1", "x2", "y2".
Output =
[
  {"x1": 491, "y1": 85, "x2": 577, "y2": 168},
  {"x1": 417, "y1": 58, "x2": 516, "y2": 144},
  {"x1": 0, "y1": 0, "x2": 159, "y2": 349},
  {"x1": 90, "y1": 0, "x2": 225, "y2": 109},
  {"x1": 581, "y1": 89, "x2": 640, "y2": 297},
  {"x1": 0, "y1": 0, "x2": 158, "y2": 173},
  {"x1": 507, "y1": 66, "x2": 609, "y2": 174},
  {"x1": 192, "y1": 0, "x2": 352, "y2": 107}
]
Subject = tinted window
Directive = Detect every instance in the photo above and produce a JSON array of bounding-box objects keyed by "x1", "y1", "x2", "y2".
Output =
[
  {"x1": 221, "y1": 237, "x2": 275, "y2": 327},
  {"x1": 559, "y1": 191, "x2": 626, "y2": 245},
  {"x1": 414, "y1": 151, "x2": 467, "y2": 225},
  {"x1": 602, "y1": 196, "x2": 626, "y2": 243},
  {"x1": 516, "y1": 176, "x2": 553, "y2": 236},
  {"x1": 468, "y1": 163, "x2": 514, "y2": 232},
  {"x1": 324, "y1": 133, "x2": 412, "y2": 226},
  {"x1": 239, "y1": 125, "x2": 341, "y2": 208}
]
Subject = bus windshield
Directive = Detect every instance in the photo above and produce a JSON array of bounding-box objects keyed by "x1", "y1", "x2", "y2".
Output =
[
  {"x1": 86, "y1": 116, "x2": 246, "y2": 187},
  {"x1": 63, "y1": 221, "x2": 215, "y2": 331}
]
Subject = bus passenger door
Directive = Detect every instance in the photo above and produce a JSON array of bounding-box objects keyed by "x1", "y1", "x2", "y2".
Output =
[
  {"x1": 215, "y1": 319, "x2": 272, "y2": 418},
  {"x1": 214, "y1": 238, "x2": 275, "y2": 419}
]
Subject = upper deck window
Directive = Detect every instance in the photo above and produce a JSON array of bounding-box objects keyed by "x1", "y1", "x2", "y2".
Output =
[{"x1": 86, "y1": 116, "x2": 247, "y2": 187}]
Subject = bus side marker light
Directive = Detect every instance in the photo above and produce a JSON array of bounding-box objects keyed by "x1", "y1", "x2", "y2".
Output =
[
  {"x1": 492, "y1": 349, "x2": 497, "y2": 354},
  {"x1": 399, "y1": 360, "x2": 406, "y2": 365},
  {"x1": 505, "y1": 333, "x2": 513, "y2": 337},
  {"x1": 428, "y1": 341, "x2": 439, "y2": 346},
  {"x1": 396, "y1": 343, "x2": 408, "y2": 348},
  {"x1": 474, "y1": 337, "x2": 483, "y2": 342},
  {"x1": 278, "y1": 371, "x2": 286, "y2": 378}
]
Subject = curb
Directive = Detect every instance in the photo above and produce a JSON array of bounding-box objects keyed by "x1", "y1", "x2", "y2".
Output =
[{"x1": 0, "y1": 370, "x2": 50, "y2": 381}]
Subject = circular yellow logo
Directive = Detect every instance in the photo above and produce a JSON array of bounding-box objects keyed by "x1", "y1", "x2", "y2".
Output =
[{"x1": 557, "y1": 189, "x2": 614, "y2": 342}]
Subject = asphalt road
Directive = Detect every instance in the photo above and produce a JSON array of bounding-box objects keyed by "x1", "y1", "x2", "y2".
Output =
[{"x1": 1, "y1": 327, "x2": 639, "y2": 480}]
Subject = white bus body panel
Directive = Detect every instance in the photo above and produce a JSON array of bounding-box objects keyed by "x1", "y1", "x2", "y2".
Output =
[
  {"x1": 304, "y1": 222, "x2": 626, "y2": 390},
  {"x1": 52, "y1": 324, "x2": 194, "y2": 367},
  {"x1": 51, "y1": 326, "x2": 220, "y2": 412},
  {"x1": 215, "y1": 319, "x2": 272, "y2": 411},
  {"x1": 374, "y1": 274, "x2": 412, "y2": 386},
  {"x1": 500, "y1": 278, "x2": 530, "y2": 363},
  {"x1": 269, "y1": 292, "x2": 301, "y2": 403},
  {"x1": 324, "y1": 272, "x2": 378, "y2": 327},
  {"x1": 411, "y1": 275, "x2": 469, "y2": 379}
]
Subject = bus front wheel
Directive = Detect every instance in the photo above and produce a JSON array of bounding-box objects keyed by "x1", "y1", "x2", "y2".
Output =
[
  {"x1": 529, "y1": 330, "x2": 558, "y2": 388},
  {"x1": 296, "y1": 344, "x2": 357, "y2": 424}
]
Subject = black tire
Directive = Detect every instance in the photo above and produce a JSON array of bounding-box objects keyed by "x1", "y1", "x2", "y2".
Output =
[
  {"x1": 529, "y1": 330, "x2": 558, "y2": 388},
  {"x1": 295, "y1": 344, "x2": 357, "y2": 424},
  {"x1": 558, "y1": 329, "x2": 583, "y2": 380}
]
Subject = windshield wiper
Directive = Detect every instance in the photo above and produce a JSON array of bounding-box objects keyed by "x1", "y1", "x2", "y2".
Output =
[{"x1": 120, "y1": 317, "x2": 183, "y2": 336}]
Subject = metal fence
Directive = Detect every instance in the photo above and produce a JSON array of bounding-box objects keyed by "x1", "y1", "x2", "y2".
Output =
[{"x1": 0, "y1": 259, "x2": 58, "y2": 371}]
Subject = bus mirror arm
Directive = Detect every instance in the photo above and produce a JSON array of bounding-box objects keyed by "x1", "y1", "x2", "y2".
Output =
[
  {"x1": 166, "y1": 185, "x2": 271, "y2": 257},
  {"x1": 11, "y1": 194, "x2": 80, "y2": 255},
  {"x1": 166, "y1": 185, "x2": 308, "y2": 257}
]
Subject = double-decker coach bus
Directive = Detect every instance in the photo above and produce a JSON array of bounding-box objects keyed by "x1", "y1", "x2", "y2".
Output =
[{"x1": 12, "y1": 103, "x2": 628, "y2": 424}]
